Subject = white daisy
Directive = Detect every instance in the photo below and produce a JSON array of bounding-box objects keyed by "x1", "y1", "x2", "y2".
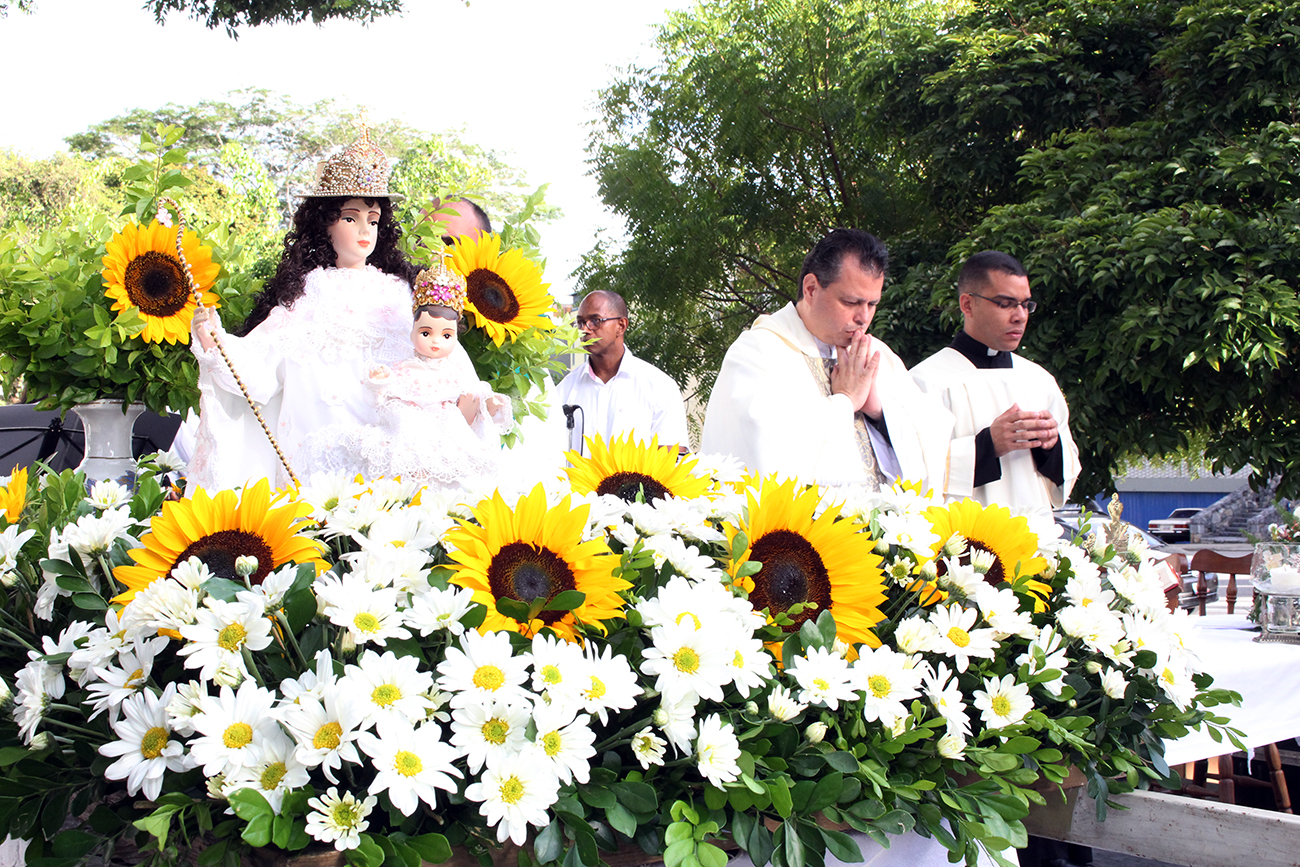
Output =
[
  {"x1": 86, "y1": 636, "x2": 169, "y2": 721},
  {"x1": 694, "y1": 714, "x2": 742, "y2": 789},
  {"x1": 640, "y1": 620, "x2": 732, "y2": 705},
  {"x1": 305, "y1": 787, "x2": 377, "y2": 851},
  {"x1": 64, "y1": 507, "x2": 137, "y2": 559},
  {"x1": 86, "y1": 480, "x2": 132, "y2": 511},
  {"x1": 165, "y1": 680, "x2": 207, "y2": 737},
  {"x1": 728, "y1": 636, "x2": 773, "y2": 699},
  {"x1": 449, "y1": 699, "x2": 531, "y2": 773},
  {"x1": 1016, "y1": 625, "x2": 1071, "y2": 698},
  {"x1": 1100, "y1": 668, "x2": 1127, "y2": 700},
  {"x1": 98, "y1": 684, "x2": 193, "y2": 801},
  {"x1": 766, "y1": 686, "x2": 808, "y2": 722},
  {"x1": 579, "y1": 643, "x2": 641, "y2": 725},
  {"x1": 280, "y1": 687, "x2": 367, "y2": 783},
  {"x1": 853, "y1": 646, "x2": 924, "y2": 726},
  {"x1": 922, "y1": 661, "x2": 970, "y2": 737},
  {"x1": 937, "y1": 732, "x2": 968, "y2": 759},
  {"x1": 531, "y1": 704, "x2": 596, "y2": 785},
  {"x1": 0, "y1": 524, "x2": 35, "y2": 574},
  {"x1": 317, "y1": 574, "x2": 411, "y2": 648},
  {"x1": 177, "y1": 595, "x2": 273, "y2": 681},
  {"x1": 785, "y1": 646, "x2": 859, "y2": 711},
  {"x1": 972, "y1": 674, "x2": 1034, "y2": 729},
  {"x1": 357, "y1": 720, "x2": 463, "y2": 816},
  {"x1": 223, "y1": 729, "x2": 311, "y2": 814},
  {"x1": 528, "y1": 632, "x2": 590, "y2": 713},
  {"x1": 893, "y1": 616, "x2": 939, "y2": 655},
  {"x1": 297, "y1": 472, "x2": 367, "y2": 524},
  {"x1": 171, "y1": 556, "x2": 214, "y2": 590},
  {"x1": 973, "y1": 585, "x2": 1038, "y2": 641},
  {"x1": 465, "y1": 749, "x2": 561, "y2": 847},
  {"x1": 118, "y1": 578, "x2": 199, "y2": 640},
  {"x1": 631, "y1": 726, "x2": 667, "y2": 769},
  {"x1": 188, "y1": 681, "x2": 281, "y2": 777},
  {"x1": 653, "y1": 693, "x2": 699, "y2": 754},
  {"x1": 437, "y1": 629, "x2": 533, "y2": 709},
  {"x1": 403, "y1": 585, "x2": 477, "y2": 637},
  {"x1": 279, "y1": 649, "x2": 338, "y2": 708},
  {"x1": 342, "y1": 649, "x2": 434, "y2": 729},
  {"x1": 928, "y1": 604, "x2": 998, "y2": 673}
]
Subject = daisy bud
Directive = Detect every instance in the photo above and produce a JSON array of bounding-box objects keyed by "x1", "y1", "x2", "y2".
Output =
[
  {"x1": 339, "y1": 631, "x2": 357, "y2": 655},
  {"x1": 937, "y1": 733, "x2": 967, "y2": 759},
  {"x1": 744, "y1": 701, "x2": 760, "y2": 716},
  {"x1": 0, "y1": 676, "x2": 11, "y2": 709},
  {"x1": 1067, "y1": 699, "x2": 1077, "y2": 708},
  {"x1": 873, "y1": 537, "x2": 890, "y2": 555},
  {"x1": 235, "y1": 555, "x2": 259, "y2": 578},
  {"x1": 943, "y1": 534, "x2": 968, "y2": 559},
  {"x1": 805, "y1": 722, "x2": 828, "y2": 744},
  {"x1": 652, "y1": 706, "x2": 670, "y2": 728},
  {"x1": 212, "y1": 660, "x2": 246, "y2": 689},
  {"x1": 969, "y1": 549, "x2": 996, "y2": 575},
  {"x1": 207, "y1": 773, "x2": 228, "y2": 801},
  {"x1": 1085, "y1": 661, "x2": 1102, "y2": 675},
  {"x1": 28, "y1": 732, "x2": 50, "y2": 751},
  {"x1": 0, "y1": 570, "x2": 19, "y2": 588},
  {"x1": 767, "y1": 686, "x2": 806, "y2": 722},
  {"x1": 1041, "y1": 560, "x2": 1058, "y2": 580},
  {"x1": 919, "y1": 559, "x2": 938, "y2": 581}
]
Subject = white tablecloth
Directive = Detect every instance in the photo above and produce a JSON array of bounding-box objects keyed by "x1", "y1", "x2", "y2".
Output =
[{"x1": 1163, "y1": 613, "x2": 1300, "y2": 765}]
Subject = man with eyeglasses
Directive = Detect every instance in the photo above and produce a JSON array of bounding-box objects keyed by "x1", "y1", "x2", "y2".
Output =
[
  {"x1": 557, "y1": 290, "x2": 689, "y2": 455},
  {"x1": 911, "y1": 251, "x2": 1080, "y2": 509}
]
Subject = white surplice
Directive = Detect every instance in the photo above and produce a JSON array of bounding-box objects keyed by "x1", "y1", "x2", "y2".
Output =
[
  {"x1": 910, "y1": 347, "x2": 1080, "y2": 509},
  {"x1": 187, "y1": 265, "x2": 416, "y2": 490},
  {"x1": 701, "y1": 303, "x2": 952, "y2": 490}
]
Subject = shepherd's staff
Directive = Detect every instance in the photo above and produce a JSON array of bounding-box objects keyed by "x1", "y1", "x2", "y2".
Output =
[{"x1": 158, "y1": 197, "x2": 300, "y2": 488}]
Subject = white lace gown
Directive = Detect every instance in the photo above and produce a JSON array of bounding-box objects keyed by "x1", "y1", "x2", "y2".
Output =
[
  {"x1": 188, "y1": 266, "x2": 415, "y2": 490},
  {"x1": 303, "y1": 354, "x2": 512, "y2": 492}
]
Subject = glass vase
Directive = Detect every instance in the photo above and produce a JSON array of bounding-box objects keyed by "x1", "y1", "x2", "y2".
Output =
[{"x1": 71, "y1": 399, "x2": 144, "y2": 486}]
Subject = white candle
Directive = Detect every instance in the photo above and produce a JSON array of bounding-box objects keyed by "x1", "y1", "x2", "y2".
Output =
[{"x1": 1269, "y1": 568, "x2": 1300, "y2": 590}]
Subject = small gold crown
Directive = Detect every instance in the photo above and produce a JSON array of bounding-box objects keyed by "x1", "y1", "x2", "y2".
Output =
[
  {"x1": 413, "y1": 260, "x2": 467, "y2": 315},
  {"x1": 300, "y1": 109, "x2": 403, "y2": 202}
]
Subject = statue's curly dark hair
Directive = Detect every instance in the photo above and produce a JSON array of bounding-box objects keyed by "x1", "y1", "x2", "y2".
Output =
[{"x1": 235, "y1": 196, "x2": 418, "y2": 335}]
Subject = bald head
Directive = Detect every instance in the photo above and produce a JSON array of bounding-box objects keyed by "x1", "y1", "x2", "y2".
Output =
[
  {"x1": 430, "y1": 197, "x2": 491, "y2": 244},
  {"x1": 583, "y1": 290, "x2": 628, "y2": 319}
]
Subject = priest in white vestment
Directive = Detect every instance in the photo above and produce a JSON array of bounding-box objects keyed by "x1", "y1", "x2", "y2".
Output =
[
  {"x1": 910, "y1": 251, "x2": 1080, "y2": 509},
  {"x1": 701, "y1": 229, "x2": 952, "y2": 491}
]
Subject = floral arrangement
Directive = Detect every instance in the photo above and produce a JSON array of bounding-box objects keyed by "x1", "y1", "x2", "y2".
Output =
[
  {"x1": 0, "y1": 126, "x2": 263, "y2": 416},
  {"x1": 1265, "y1": 501, "x2": 1300, "y2": 543},
  {"x1": 0, "y1": 437, "x2": 1237, "y2": 867}
]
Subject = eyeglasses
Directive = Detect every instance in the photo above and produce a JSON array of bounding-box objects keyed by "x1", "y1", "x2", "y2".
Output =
[
  {"x1": 967, "y1": 293, "x2": 1038, "y2": 313},
  {"x1": 575, "y1": 315, "x2": 623, "y2": 330}
]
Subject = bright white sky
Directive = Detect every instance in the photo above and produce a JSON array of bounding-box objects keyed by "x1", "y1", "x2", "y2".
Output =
[{"x1": 0, "y1": 0, "x2": 693, "y2": 300}]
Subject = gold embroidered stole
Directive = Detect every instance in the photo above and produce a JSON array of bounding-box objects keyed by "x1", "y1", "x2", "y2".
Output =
[{"x1": 804, "y1": 355, "x2": 885, "y2": 491}]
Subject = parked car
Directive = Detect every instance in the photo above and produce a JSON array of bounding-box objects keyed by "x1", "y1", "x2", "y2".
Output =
[{"x1": 1147, "y1": 507, "x2": 1202, "y2": 542}]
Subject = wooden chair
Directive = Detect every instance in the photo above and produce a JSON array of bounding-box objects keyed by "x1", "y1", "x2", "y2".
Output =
[{"x1": 1189, "y1": 549, "x2": 1252, "y2": 615}]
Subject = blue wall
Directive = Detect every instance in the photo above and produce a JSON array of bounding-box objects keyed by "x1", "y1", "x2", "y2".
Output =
[{"x1": 1106, "y1": 491, "x2": 1225, "y2": 538}]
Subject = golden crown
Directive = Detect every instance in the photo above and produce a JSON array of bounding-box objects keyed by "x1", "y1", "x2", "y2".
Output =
[
  {"x1": 412, "y1": 260, "x2": 467, "y2": 315},
  {"x1": 300, "y1": 110, "x2": 403, "y2": 202}
]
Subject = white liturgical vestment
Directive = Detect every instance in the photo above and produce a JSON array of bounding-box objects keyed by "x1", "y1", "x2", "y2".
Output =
[
  {"x1": 701, "y1": 303, "x2": 952, "y2": 490},
  {"x1": 557, "y1": 349, "x2": 689, "y2": 454},
  {"x1": 910, "y1": 345, "x2": 1080, "y2": 509}
]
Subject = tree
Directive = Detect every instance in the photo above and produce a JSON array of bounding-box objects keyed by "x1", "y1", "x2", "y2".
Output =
[
  {"x1": 578, "y1": 0, "x2": 956, "y2": 398},
  {"x1": 2, "y1": 0, "x2": 403, "y2": 36},
  {"x1": 581, "y1": 0, "x2": 1300, "y2": 496}
]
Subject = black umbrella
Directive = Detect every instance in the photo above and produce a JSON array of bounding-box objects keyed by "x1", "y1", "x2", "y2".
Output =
[{"x1": 0, "y1": 404, "x2": 182, "y2": 474}]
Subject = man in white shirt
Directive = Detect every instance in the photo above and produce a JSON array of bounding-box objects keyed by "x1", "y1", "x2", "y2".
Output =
[
  {"x1": 558, "y1": 290, "x2": 690, "y2": 455},
  {"x1": 910, "y1": 251, "x2": 1080, "y2": 508},
  {"x1": 700, "y1": 229, "x2": 952, "y2": 490}
]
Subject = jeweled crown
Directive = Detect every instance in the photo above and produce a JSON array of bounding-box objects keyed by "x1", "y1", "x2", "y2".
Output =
[
  {"x1": 300, "y1": 110, "x2": 403, "y2": 202},
  {"x1": 413, "y1": 260, "x2": 467, "y2": 316}
]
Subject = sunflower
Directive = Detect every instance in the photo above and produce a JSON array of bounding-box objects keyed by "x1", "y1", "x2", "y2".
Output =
[
  {"x1": 566, "y1": 433, "x2": 713, "y2": 503},
  {"x1": 448, "y1": 233, "x2": 554, "y2": 346},
  {"x1": 723, "y1": 476, "x2": 886, "y2": 650},
  {"x1": 445, "y1": 484, "x2": 629, "y2": 642},
  {"x1": 0, "y1": 466, "x2": 27, "y2": 524},
  {"x1": 101, "y1": 220, "x2": 221, "y2": 344},
  {"x1": 112, "y1": 480, "x2": 325, "y2": 604},
  {"x1": 924, "y1": 499, "x2": 1052, "y2": 608}
]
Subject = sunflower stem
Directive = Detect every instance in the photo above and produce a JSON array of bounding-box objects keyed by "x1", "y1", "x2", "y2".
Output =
[
  {"x1": 240, "y1": 646, "x2": 267, "y2": 688},
  {"x1": 273, "y1": 610, "x2": 310, "y2": 670},
  {"x1": 40, "y1": 716, "x2": 108, "y2": 742},
  {"x1": 0, "y1": 626, "x2": 38, "y2": 654}
]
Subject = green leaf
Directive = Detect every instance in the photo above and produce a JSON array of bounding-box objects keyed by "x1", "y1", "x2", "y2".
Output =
[
  {"x1": 227, "y1": 788, "x2": 274, "y2": 821},
  {"x1": 546, "y1": 590, "x2": 587, "y2": 611},
  {"x1": 242, "y1": 814, "x2": 273, "y2": 848},
  {"x1": 768, "y1": 776, "x2": 793, "y2": 818},
  {"x1": 614, "y1": 781, "x2": 657, "y2": 814},
  {"x1": 824, "y1": 751, "x2": 859, "y2": 773},
  {"x1": 533, "y1": 822, "x2": 563, "y2": 865},
  {"x1": 819, "y1": 828, "x2": 862, "y2": 863},
  {"x1": 578, "y1": 785, "x2": 618, "y2": 810},
  {"x1": 348, "y1": 834, "x2": 386, "y2": 867},
  {"x1": 698, "y1": 843, "x2": 728, "y2": 867},
  {"x1": 496, "y1": 596, "x2": 532, "y2": 621},
  {"x1": 605, "y1": 802, "x2": 638, "y2": 839},
  {"x1": 406, "y1": 833, "x2": 452, "y2": 864}
]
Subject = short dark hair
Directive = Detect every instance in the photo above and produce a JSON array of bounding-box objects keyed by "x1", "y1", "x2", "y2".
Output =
[
  {"x1": 581, "y1": 289, "x2": 628, "y2": 319},
  {"x1": 414, "y1": 303, "x2": 468, "y2": 334},
  {"x1": 458, "y1": 197, "x2": 491, "y2": 233},
  {"x1": 797, "y1": 228, "x2": 889, "y2": 292},
  {"x1": 957, "y1": 251, "x2": 1027, "y2": 296}
]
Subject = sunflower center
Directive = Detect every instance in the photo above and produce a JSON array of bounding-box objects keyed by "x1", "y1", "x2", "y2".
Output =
[
  {"x1": 173, "y1": 530, "x2": 275, "y2": 585},
  {"x1": 868, "y1": 674, "x2": 891, "y2": 698},
  {"x1": 472, "y1": 664, "x2": 505, "y2": 691},
  {"x1": 223, "y1": 722, "x2": 253, "y2": 749},
  {"x1": 217, "y1": 622, "x2": 248, "y2": 652},
  {"x1": 499, "y1": 775, "x2": 525, "y2": 804},
  {"x1": 673, "y1": 646, "x2": 701, "y2": 674},
  {"x1": 935, "y1": 538, "x2": 1006, "y2": 587},
  {"x1": 947, "y1": 626, "x2": 971, "y2": 648},
  {"x1": 124, "y1": 250, "x2": 190, "y2": 317},
  {"x1": 372, "y1": 684, "x2": 402, "y2": 707},
  {"x1": 482, "y1": 718, "x2": 509, "y2": 744},
  {"x1": 466, "y1": 268, "x2": 521, "y2": 323},
  {"x1": 541, "y1": 730, "x2": 562, "y2": 756},
  {"x1": 487, "y1": 542, "x2": 577, "y2": 626},
  {"x1": 394, "y1": 750, "x2": 423, "y2": 777},
  {"x1": 595, "y1": 471, "x2": 671, "y2": 503},
  {"x1": 991, "y1": 695, "x2": 1011, "y2": 716},
  {"x1": 540, "y1": 664, "x2": 563, "y2": 685},
  {"x1": 140, "y1": 726, "x2": 169, "y2": 759},
  {"x1": 313, "y1": 721, "x2": 343, "y2": 750},
  {"x1": 260, "y1": 761, "x2": 287, "y2": 790},
  {"x1": 354, "y1": 612, "x2": 381, "y2": 633},
  {"x1": 748, "y1": 530, "x2": 831, "y2": 632}
]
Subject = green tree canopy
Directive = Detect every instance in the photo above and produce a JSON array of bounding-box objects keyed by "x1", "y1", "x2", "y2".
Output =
[
  {"x1": 2, "y1": 0, "x2": 404, "y2": 36},
  {"x1": 581, "y1": 0, "x2": 1300, "y2": 496}
]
